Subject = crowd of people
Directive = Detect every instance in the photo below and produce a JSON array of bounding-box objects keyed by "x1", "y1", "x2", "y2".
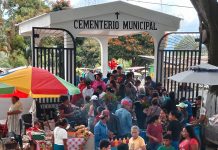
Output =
[
  {"x1": 6, "y1": 66, "x2": 207, "y2": 150},
  {"x1": 55, "y1": 66, "x2": 207, "y2": 150}
]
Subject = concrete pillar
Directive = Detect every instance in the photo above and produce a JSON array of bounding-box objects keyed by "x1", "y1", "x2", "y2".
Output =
[
  {"x1": 152, "y1": 31, "x2": 165, "y2": 82},
  {"x1": 64, "y1": 32, "x2": 75, "y2": 83},
  {"x1": 95, "y1": 36, "x2": 109, "y2": 78},
  {"x1": 31, "y1": 36, "x2": 36, "y2": 66}
]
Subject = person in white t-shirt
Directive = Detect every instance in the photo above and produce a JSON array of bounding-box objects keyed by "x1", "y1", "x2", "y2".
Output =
[
  {"x1": 53, "y1": 118, "x2": 68, "y2": 150},
  {"x1": 191, "y1": 96, "x2": 207, "y2": 124},
  {"x1": 82, "y1": 82, "x2": 94, "y2": 100}
]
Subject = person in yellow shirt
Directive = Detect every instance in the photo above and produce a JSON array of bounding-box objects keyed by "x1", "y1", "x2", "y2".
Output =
[{"x1": 128, "y1": 126, "x2": 146, "y2": 150}]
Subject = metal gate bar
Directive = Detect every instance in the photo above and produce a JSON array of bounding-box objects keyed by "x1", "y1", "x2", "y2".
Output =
[
  {"x1": 32, "y1": 27, "x2": 76, "y2": 120},
  {"x1": 157, "y1": 32, "x2": 202, "y2": 101}
]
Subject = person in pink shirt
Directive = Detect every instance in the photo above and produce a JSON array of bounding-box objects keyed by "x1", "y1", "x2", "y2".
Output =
[
  {"x1": 92, "y1": 73, "x2": 106, "y2": 92},
  {"x1": 179, "y1": 126, "x2": 199, "y2": 150}
]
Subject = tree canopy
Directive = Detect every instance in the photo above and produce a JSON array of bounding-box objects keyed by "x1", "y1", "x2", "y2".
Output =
[
  {"x1": 108, "y1": 32, "x2": 154, "y2": 66},
  {"x1": 76, "y1": 38, "x2": 100, "y2": 68},
  {"x1": 75, "y1": 33, "x2": 154, "y2": 68},
  {"x1": 0, "y1": 0, "x2": 154, "y2": 69},
  {"x1": 0, "y1": 0, "x2": 49, "y2": 67}
]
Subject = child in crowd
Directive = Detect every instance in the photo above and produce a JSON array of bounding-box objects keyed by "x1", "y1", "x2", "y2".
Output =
[
  {"x1": 158, "y1": 134, "x2": 175, "y2": 150},
  {"x1": 129, "y1": 126, "x2": 146, "y2": 150},
  {"x1": 100, "y1": 139, "x2": 111, "y2": 150},
  {"x1": 117, "y1": 143, "x2": 129, "y2": 150},
  {"x1": 53, "y1": 118, "x2": 68, "y2": 150}
]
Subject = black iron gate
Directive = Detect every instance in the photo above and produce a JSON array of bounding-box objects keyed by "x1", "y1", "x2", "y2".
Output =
[
  {"x1": 156, "y1": 32, "x2": 203, "y2": 100},
  {"x1": 32, "y1": 27, "x2": 76, "y2": 120},
  {"x1": 32, "y1": 27, "x2": 76, "y2": 83}
]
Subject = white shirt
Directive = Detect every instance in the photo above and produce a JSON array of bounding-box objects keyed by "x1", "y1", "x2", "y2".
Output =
[
  {"x1": 54, "y1": 126, "x2": 68, "y2": 145},
  {"x1": 200, "y1": 107, "x2": 206, "y2": 116},
  {"x1": 8, "y1": 101, "x2": 23, "y2": 135},
  {"x1": 82, "y1": 87, "x2": 94, "y2": 99}
]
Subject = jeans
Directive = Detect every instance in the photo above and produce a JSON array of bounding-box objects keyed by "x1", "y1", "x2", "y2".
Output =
[{"x1": 171, "y1": 140, "x2": 179, "y2": 150}]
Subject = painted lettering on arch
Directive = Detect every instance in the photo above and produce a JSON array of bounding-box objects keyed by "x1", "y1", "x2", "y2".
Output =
[{"x1": 73, "y1": 20, "x2": 157, "y2": 30}]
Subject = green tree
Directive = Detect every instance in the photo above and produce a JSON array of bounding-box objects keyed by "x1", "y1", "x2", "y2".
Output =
[
  {"x1": 6, "y1": 0, "x2": 50, "y2": 23},
  {"x1": 76, "y1": 33, "x2": 154, "y2": 68},
  {"x1": 0, "y1": 0, "x2": 9, "y2": 53},
  {"x1": 76, "y1": 38, "x2": 100, "y2": 68},
  {"x1": 51, "y1": 0, "x2": 70, "y2": 11},
  {"x1": 0, "y1": 52, "x2": 11, "y2": 68},
  {"x1": 108, "y1": 32, "x2": 154, "y2": 66},
  {"x1": 0, "y1": 0, "x2": 50, "y2": 67}
]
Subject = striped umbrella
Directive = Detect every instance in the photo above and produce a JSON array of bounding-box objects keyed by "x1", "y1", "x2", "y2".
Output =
[
  {"x1": 0, "y1": 83, "x2": 15, "y2": 94},
  {"x1": 0, "y1": 67, "x2": 80, "y2": 98}
]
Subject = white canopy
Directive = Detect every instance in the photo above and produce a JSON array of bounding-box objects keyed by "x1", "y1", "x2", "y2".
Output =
[{"x1": 168, "y1": 63, "x2": 218, "y2": 85}]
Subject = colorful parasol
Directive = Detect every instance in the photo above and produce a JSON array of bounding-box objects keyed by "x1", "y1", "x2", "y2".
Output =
[
  {"x1": 0, "y1": 83, "x2": 15, "y2": 94},
  {"x1": 0, "y1": 67, "x2": 80, "y2": 98}
]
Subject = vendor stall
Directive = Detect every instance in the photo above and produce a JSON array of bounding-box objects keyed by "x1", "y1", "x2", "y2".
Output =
[
  {"x1": 26, "y1": 127, "x2": 53, "y2": 150},
  {"x1": 67, "y1": 125, "x2": 94, "y2": 150},
  {"x1": 26, "y1": 124, "x2": 94, "y2": 150}
]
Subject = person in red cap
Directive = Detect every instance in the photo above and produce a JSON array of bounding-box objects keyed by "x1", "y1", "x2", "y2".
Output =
[
  {"x1": 94, "y1": 109, "x2": 113, "y2": 149},
  {"x1": 115, "y1": 99, "x2": 133, "y2": 138}
]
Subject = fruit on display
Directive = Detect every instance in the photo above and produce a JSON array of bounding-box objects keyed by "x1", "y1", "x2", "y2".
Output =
[{"x1": 68, "y1": 125, "x2": 93, "y2": 141}]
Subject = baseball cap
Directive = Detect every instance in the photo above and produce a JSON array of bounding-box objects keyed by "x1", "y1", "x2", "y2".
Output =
[
  {"x1": 176, "y1": 102, "x2": 188, "y2": 108},
  {"x1": 90, "y1": 95, "x2": 98, "y2": 101},
  {"x1": 99, "y1": 110, "x2": 110, "y2": 119},
  {"x1": 121, "y1": 99, "x2": 132, "y2": 107}
]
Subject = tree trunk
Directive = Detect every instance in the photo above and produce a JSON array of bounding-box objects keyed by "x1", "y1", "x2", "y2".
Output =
[
  {"x1": 190, "y1": 0, "x2": 218, "y2": 94},
  {"x1": 208, "y1": 26, "x2": 218, "y2": 94}
]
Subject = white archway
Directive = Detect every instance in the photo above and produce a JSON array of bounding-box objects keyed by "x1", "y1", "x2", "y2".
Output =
[{"x1": 17, "y1": 1, "x2": 181, "y2": 79}]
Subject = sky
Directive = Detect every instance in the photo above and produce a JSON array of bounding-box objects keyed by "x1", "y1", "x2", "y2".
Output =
[{"x1": 69, "y1": 0, "x2": 199, "y2": 32}]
